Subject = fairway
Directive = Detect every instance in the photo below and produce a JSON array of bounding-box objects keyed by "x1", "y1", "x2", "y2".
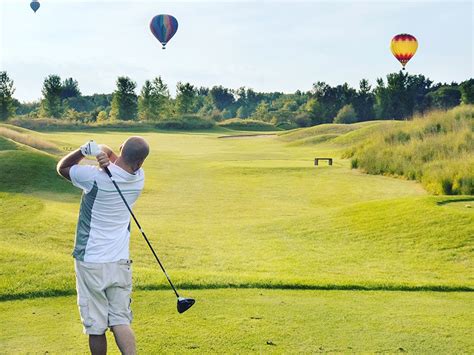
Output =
[
  {"x1": 1, "y1": 290, "x2": 473, "y2": 353},
  {"x1": 0, "y1": 127, "x2": 473, "y2": 353}
]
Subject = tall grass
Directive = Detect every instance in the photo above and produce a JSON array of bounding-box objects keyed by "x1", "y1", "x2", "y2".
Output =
[
  {"x1": 346, "y1": 106, "x2": 474, "y2": 195},
  {"x1": 0, "y1": 126, "x2": 61, "y2": 154}
]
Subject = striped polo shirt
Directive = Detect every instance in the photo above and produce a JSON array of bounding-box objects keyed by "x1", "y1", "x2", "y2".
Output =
[{"x1": 70, "y1": 163, "x2": 145, "y2": 263}]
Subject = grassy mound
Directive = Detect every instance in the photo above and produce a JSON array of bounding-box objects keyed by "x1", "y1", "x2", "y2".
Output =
[
  {"x1": 346, "y1": 106, "x2": 474, "y2": 195},
  {"x1": 0, "y1": 136, "x2": 18, "y2": 151},
  {"x1": 218, "y1": 118, "x2": 280, "y2": 131},
  {"x1": 0, "y1": 150, "x2": 74, "y2": 195},
  {"x1": 279, "y1": 121, "x2": 389, "y2": 146}
]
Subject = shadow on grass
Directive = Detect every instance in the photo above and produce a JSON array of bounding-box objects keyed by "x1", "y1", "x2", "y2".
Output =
[
  {"x1": 436, "y1": 197, "x2": 474, "y2": 206},
  {"x1": 2, "y1": 282, "x2": 472, "y2": 302}
]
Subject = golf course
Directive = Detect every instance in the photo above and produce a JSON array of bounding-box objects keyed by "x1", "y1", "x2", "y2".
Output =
[{"x1": 0, "y1": 115, "x2": 472, "y2": 353}]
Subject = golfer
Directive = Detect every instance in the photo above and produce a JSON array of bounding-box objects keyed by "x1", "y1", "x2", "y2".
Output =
[{"x1": 57, "y1": 137, "x2": 150, "y2": 355}]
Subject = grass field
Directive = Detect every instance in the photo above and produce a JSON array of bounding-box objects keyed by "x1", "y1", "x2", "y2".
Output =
[{"x1": 0, "y1": 122, "x2": 473, "y2": 353}]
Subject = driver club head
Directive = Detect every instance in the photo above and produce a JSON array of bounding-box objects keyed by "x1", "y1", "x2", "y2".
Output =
[{"x1": 177, "y1": 297, "x2": 195, "y2": 314}]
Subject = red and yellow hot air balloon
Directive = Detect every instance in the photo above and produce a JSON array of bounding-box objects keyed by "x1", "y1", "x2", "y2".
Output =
[{"x1": 390, "y1": 34, "x2": 418, "y2": 70}]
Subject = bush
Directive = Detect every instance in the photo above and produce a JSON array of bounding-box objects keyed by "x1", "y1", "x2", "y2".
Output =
[
  {"x1": 154, "y1": 115, "x2": 214, "y2": 130},
  {"x1": 9, "y1": 115, "x2": 215, "y2": 131},
  {"x1": 209, "y1": 109, "x2": 223, "y2": 121},
  {"x1": 334, "y1": 104, "x2": 357, "y2": 124},
  {"x1": 294, "y1": 113, "x2": 312, "y2": 127},
  {"x1": 96, "y1": 110, "x2": 108, "y2": 122},
  {"x1": 217, "y1": 118, "x2": 280, "y2": 131}
]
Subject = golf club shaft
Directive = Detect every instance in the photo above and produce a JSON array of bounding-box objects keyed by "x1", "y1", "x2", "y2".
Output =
[{"x1": 103, "y1": 166, "x2": 180, "y2": 298}]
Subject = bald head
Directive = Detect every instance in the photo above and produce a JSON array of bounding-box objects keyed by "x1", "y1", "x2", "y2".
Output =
[{"x1": 120, "y1": 136, "x2": 149, "y2": 171}]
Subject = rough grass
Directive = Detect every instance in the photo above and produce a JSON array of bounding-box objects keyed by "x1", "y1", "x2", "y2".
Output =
[{"x1": 346, "y1": 106, "x2": 474, "y2": 195}]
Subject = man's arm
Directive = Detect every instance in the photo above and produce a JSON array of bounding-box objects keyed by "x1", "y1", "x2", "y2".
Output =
[
  {"x1": 57, "y1": 149, "x2": 84, "y2": 181},
  {"x1": 99, "y1": 144, "x2": 118, "y2": 163},
  {"x1": 57, "y1": 144, "x2": 117, "y2": 181}
]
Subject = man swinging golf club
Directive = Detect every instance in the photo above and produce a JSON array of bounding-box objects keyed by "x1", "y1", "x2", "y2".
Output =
[{"x1": 57, "y1": 137, "x2": 149, "y2": 355}]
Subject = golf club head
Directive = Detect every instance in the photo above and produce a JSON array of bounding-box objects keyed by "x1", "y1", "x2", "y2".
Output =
[{"x1": 177, "y1": 297, "x2": 195, "y2": 314}]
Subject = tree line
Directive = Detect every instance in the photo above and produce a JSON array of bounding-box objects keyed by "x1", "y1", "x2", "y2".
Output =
[{"x1": 0, "y1": 71, "x2": 473, "y2": 127}]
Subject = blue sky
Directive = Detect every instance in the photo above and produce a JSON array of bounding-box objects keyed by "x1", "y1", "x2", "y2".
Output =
[{"x1": 0, "y1": 0, "x2": 472, "y2": 102}]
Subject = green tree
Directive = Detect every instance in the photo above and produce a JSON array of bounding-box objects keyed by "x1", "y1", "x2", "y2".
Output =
[
  {"x1": 110, "y1": 76, "x2": 138, "y2": 120},
  {"x1": 294, "y1": 113, "x2": 312, "y2": 127},
  {"x1": 334, "y1": 104, "x2": 357, "y2": 123},
  {"x1": 14, "y1": 100, "x2": 39, "y2": 116},
  {"x1": 235, "y1": 87, "x2": 262, "y2": 117},
  {"x1": 63, "y1": 108, "x2": 90, "y2": 122},
  {"x1": 209, "y1": 86, "x2": 235, "y2": 111},
  {"x1": 460, "y1": 79, "x2": 474, "y2": 104},
  {"x1": 61, "y1": 78, "x2": 81, "y2": 100},
  {"x1": 175, "y1": 82, "x2": 196, "y2": 114},
  {"x1": 0, "y1": 71, "x2": 16, "y2": 121},
  {"x1": 65, "y1": 94, "x2": 112, "y2": 113},
  {"x1": 305, "y1": 98, "x2": 325, "y2": 124},
  {"x1": 138, "y1": 77, "x2": 170, "y2": 121},
  {"x1": 222, "y1": 108, "x2": 233, "y2": 119},
  {"x1": 252, "y1": 101, "x2": 270, "y2": 121},
  {"x1": 138, "y1": 80, "x2": 154, "y2": 121},
  {"x1": 271, "y1": 108, "x2": 292, "y2": 125},
  {"x1": 310, "y1": 81, "x2": 356, "y2": 121},
  {"x1": 374, "y1": 71, "x2": 432, "y2": 119},
  {"x1": 236, "y1": 106, "x2": 249, "y2": 118},
  {"x1": 96, "y1": 110, "x2": 108, "y2": 122},
  {"x1": 428, "y1": 86, "x2": 461, "y2": 109},
  {"x1": 151, "y1": 76, "x2": 170, "y2": 118},
  {"x1": 40, "y1": 74, "x2": 63, "y2": 118},
  {"x1": 352, "y1": 79, "x2": 375, "y2": 121}
]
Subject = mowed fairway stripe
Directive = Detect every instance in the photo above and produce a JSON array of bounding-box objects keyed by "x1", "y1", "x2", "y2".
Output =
[{"x1": 0, "y1": 289, "x2": 473, "y2": 353}]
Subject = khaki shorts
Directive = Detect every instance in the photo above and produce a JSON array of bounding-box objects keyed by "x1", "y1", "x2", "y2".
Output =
[{"x1": 75, "y1": 259, "x2": 133, "y2": 335}]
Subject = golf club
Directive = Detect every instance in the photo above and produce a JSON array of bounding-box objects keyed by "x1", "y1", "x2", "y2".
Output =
[{"x1": 103, "y1": 166, "x2": 195, "y2": 314}]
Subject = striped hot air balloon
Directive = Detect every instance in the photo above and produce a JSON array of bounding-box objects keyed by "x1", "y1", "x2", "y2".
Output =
[
  {"x1": 390, "y1": 34, "x2": 418, "y2": 70},
  {"x1": 150, "y1": 14, "x2": 179, "y2": 49}
]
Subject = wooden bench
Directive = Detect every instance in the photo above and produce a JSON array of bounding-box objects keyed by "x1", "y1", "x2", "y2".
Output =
[{"x1": 314, "y1": 158, "x2": 333, "y2": 166}]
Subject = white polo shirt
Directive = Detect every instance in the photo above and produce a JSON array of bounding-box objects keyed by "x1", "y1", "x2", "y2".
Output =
[{"x1": 70, "y1": 163, "x2": 145, "y2": 263}]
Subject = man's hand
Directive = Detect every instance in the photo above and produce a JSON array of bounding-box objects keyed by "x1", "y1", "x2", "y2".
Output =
[
  {"x1": 80, "y1": 140, "x2": 101, "y2": 157},
  {"x1": 96, "y1": 151, "x2": 110, "y2": 169},
  {"x1": 99, "y1": 144, "x2": 118, "y2": 163}
]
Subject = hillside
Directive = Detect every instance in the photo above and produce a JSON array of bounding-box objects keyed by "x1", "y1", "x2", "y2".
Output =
[
  {"x1": 278, "y1": 106, "x2": 474, "y2": 195},
  {"x1": 347, "y1": 106, "x2": 474, "y2": 195}
]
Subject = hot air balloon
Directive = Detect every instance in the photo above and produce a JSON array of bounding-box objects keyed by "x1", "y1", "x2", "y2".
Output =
[
  {"x1": 150, "y1": 14, "x2": 178, "y2": 49},
  {"x1": 390, "y1": 34, "x2": 418, "y2": 70},
  {"x1": 30, "y1": 0, "x2": 40, "y2": 13}
]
